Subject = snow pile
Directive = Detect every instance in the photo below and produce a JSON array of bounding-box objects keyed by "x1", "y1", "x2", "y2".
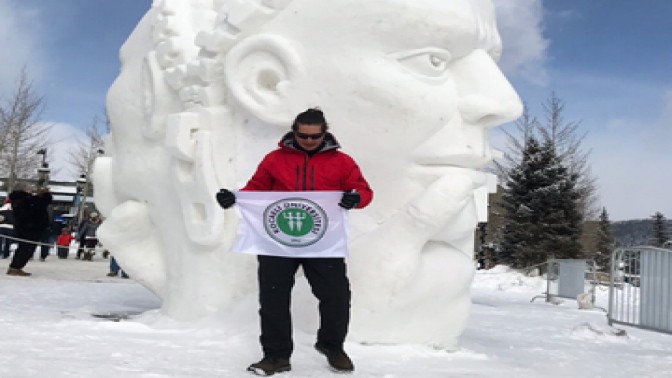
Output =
[
  {"x1": 569, "y1": 322, "x2": 629, "y2": 343},
  {"x1": 473, "y1": 265, "x2": 546, "y2": 293}
]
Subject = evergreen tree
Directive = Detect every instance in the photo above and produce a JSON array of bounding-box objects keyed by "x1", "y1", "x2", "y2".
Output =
[
  {"x1": 500, "y1": 136, "x2": 583, "y2": 269},
  {"x1": 496, "y1": 94, "x2": 598, "y2": 220},
  {"x1": 594, "y1": 207, "x2": 615, "y2": 271},
  {"x1": 651, "y1": 212, "x2": 669, "y2": 247},
  {"x1": 537, "y1": 93, "x2": 598, "y2": 219}
]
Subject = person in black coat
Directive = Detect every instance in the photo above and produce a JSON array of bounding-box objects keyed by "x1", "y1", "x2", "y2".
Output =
[{"x1": 7, "y1": 184, "x2": 52, "y2": 276}]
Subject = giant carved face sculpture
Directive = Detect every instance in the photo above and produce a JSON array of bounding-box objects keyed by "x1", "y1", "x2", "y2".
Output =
[{"x1": 96, "y1": 0, "x2": 521, "y2": 349}]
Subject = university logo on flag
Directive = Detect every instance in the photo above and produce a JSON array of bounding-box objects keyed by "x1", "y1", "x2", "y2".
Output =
[
  {"x1": 232, "y1": 191, "x2": 348, "y2": 258},
  {"x1": 264, "y1": 197, "x2": 328, "y2": 247}
]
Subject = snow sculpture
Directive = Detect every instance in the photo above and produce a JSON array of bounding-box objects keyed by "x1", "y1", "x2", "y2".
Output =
[{"x1": 96, "y1": 0, "x2": 522, "y2": 349}]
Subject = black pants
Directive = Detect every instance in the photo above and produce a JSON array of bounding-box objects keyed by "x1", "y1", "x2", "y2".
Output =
[
  {"x1": 9, "y1": 232, "x2": 40, "y2": 270},
  {"x1": 77, "y1": 238, "x2": 97, "y2": 258},
  {"x1": 39, "y1": 232, "x2": 53, "y2": 260},
  {"x1": 257, "y1": 255, "x2": 351, "y2": 359}
]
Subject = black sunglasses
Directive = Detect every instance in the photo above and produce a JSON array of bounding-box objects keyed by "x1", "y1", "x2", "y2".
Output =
[{"x1": 295, "y1": 132, "x2": 325, "y2": 140}]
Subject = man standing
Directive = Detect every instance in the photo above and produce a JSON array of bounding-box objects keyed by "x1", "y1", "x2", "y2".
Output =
[
  {"x1": 217, "y1": 108, "x2": 373, "y2": 376},
  {"x1": 7, "y1": 184, "x2": 52, "y2": 276}
]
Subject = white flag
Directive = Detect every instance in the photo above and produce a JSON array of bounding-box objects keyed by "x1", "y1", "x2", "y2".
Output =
[{"x1": 232, "y1": 191, "x2": 349, "y2": 258}]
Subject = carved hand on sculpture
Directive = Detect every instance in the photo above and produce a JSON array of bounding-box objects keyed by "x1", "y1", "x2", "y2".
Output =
[
  {"x1": 96, "y1": 200, "x2": 167, "y2": 297},
  {"x1": 349, "y1": 170, "x2": 485, "y2": 309},
  {"x1": 93, "y1": 157, "x2": 167, "y2": 297}
]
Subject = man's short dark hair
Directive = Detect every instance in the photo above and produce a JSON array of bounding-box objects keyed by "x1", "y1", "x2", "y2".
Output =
[{"x1": 292, "y1": 108, "x2": 329, "y2": 132}]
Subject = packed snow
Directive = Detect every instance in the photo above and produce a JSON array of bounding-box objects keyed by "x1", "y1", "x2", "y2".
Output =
[{"x1": 1, "y1": 258, "x2": 671, "y2": 377}]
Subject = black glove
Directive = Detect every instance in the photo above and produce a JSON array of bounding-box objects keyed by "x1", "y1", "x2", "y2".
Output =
[
  {"x1": 216, "y1": 189, "x2": 236, "y2": 209},
  {"x1": 339, "y1": 190, "x2": 361, "y2": 210}
]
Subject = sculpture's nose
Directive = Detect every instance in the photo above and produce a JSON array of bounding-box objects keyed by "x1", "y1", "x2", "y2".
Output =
[{"x1": 452, "y1": 49, "x2": 523, "y2": 128}]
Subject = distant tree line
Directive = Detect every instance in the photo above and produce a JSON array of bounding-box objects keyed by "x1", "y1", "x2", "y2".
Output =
[{"x1": 608, "y1": 217, "x2": 671, "y2": 247}]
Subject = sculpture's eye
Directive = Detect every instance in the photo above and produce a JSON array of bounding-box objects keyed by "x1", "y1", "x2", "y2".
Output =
[{"x1": 395, "y1": 49, "x2": 452, "y2": 79}]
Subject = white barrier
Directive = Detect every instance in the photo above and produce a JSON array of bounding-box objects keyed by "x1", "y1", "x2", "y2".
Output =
[{"x1": 608, "y1": 246, "x2": 672, "y2": 334}]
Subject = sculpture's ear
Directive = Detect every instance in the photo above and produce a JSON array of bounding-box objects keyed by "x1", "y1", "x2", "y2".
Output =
[{"x1": 225, "y1": 35, "x2": 303, "y2": 125}]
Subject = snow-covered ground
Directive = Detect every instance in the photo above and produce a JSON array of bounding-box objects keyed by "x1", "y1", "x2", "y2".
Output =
[{"x1": 1, "y1": 258, "x2": 671, "y2": 378}]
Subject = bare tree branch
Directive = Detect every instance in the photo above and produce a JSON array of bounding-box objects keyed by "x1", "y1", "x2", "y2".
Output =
[
  {"x1": 68, "y1": 114, "x2": 107, "y2": 195},
  {"x1": 0, "y1": 68, "x2": 52, "y2": 192}
]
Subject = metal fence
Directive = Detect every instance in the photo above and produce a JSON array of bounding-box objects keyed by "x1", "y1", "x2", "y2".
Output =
[{"x1": 608, "y1": 246, "x2": 672, "y2": 334}]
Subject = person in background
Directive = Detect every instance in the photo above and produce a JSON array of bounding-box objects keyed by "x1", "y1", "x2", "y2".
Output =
[
  {"x1": 77, "y1": 212, "x2": 102, "y2": 260},
  {"x1": 0, "y1": 200, "x2": 15, "y2": 259},
  {"x1": 74, "y1": 213, "x2": 89, "y2": 259},
  {"x1": 107, "y1": 255, "x2": 129, "y2": 279},
  {"x1": 7, "y1": 184, "x2": 52, "y2": 276},
  {"x1": 56, "y1": 227, "x2": 75, "y2": 259}
]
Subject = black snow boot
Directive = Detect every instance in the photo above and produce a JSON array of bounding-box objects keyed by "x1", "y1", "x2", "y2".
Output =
[
  {"x1": 315, "y1": 342, "x2": 354, "y2": 373},
  {"x1": 247, "y1": 357, "x2": 291, "y2": 376}
]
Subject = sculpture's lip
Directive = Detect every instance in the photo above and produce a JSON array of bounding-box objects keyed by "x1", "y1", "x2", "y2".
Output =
[
  {"x1": 413, "y1": 153, "x2": 491, "y2": 170},
  {"x1": 417, "y1": 162, "x2": 480, "y2": 169},
  {"x1": 410, "y1": 128, "x2": 492, "y2": 169},
  {"x1": 415, "y1": 163, "x2": 478, "y2": 170},
  {"x1": 411, "y1": 164, "x2": 488, "y2": 181}
]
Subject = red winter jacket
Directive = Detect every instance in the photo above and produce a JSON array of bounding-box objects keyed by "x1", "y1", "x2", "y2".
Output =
[
  {"x1": 57, "y1": 233, "x2": 75, "y2": 247},
  {"x1": 242, "y1": 132, "x2": 373, "y2": 208}
]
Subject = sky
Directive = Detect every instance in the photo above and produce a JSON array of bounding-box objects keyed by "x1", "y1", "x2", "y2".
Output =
[
  {"x1": 0, "y1": 0, "x2": 671, "y2": 220},
  {"x1": 2, "y1": 256, "x2": 672, "y2": 378}
]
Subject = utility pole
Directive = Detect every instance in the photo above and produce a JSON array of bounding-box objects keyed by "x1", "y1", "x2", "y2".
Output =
[{"x1": 36, "y1": 148, "x2": 50, "y2": 189}]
